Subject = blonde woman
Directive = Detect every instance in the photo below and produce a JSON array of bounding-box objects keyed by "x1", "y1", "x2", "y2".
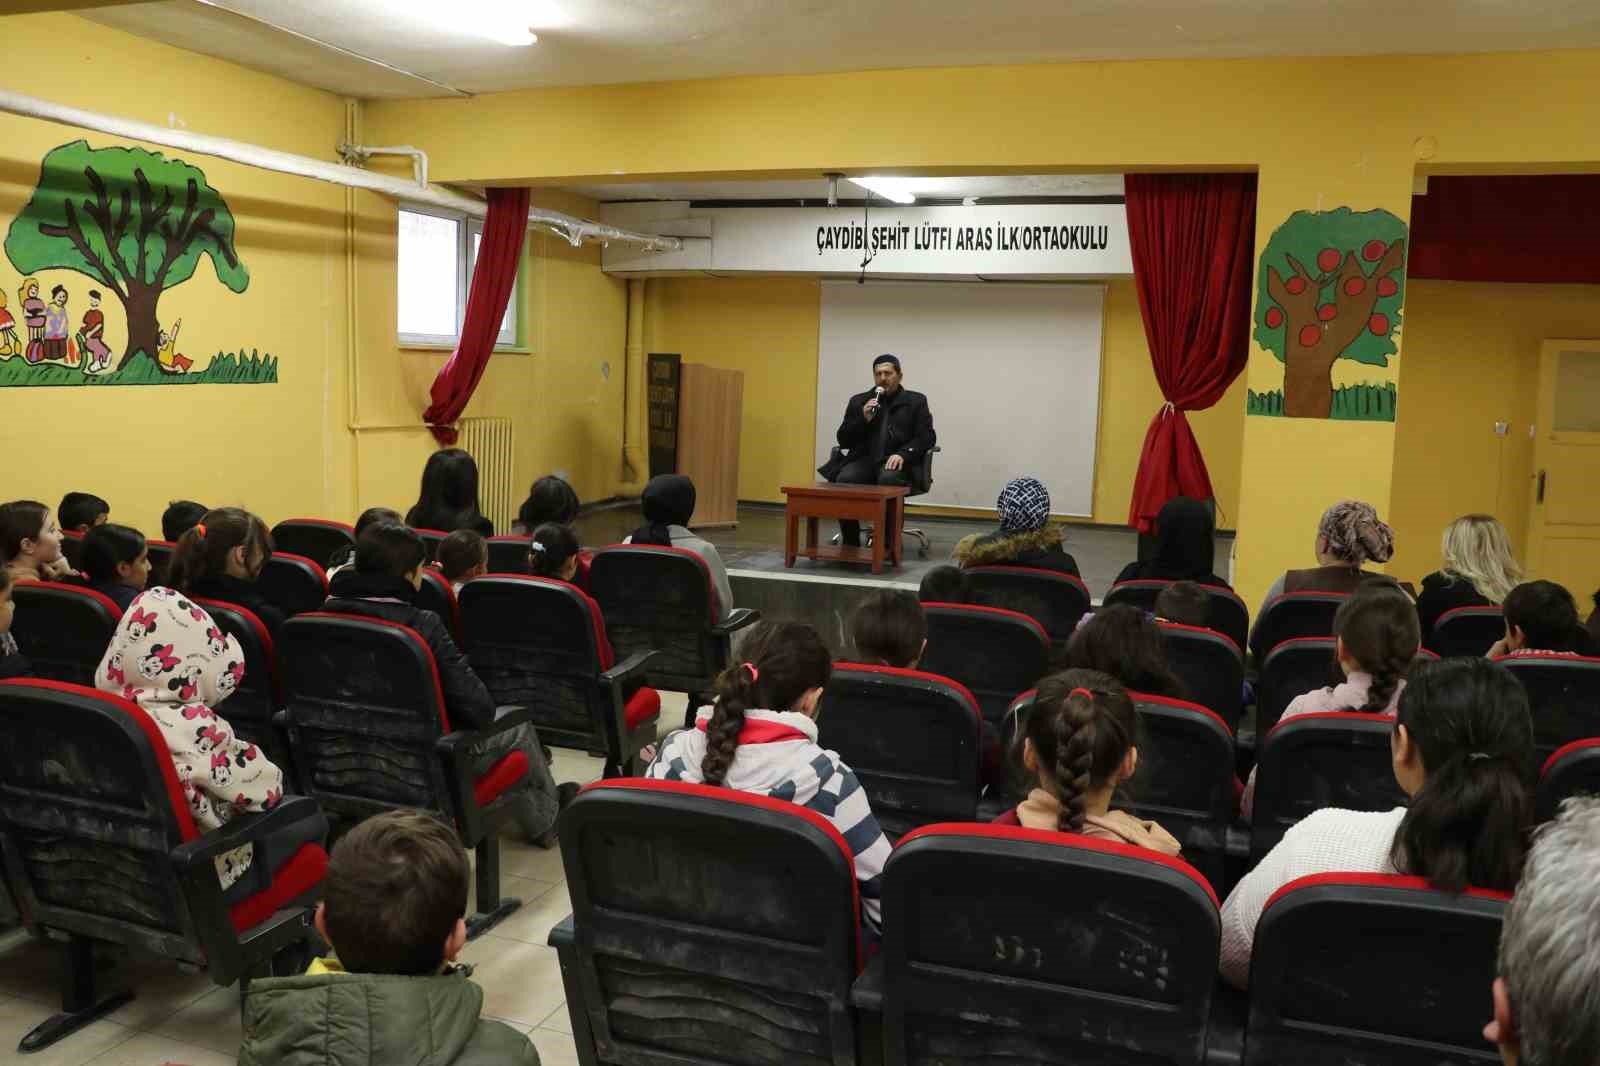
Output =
[{"x1": 1415, "y1": 514, "x2": 1523, "y2": 642}]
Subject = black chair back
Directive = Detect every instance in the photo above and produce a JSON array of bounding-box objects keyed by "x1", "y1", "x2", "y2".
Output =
[
  {"x1": 1496, "y1": 653, "x2": 1600, "y2": 764},
  {"x1": 1257, "y1": 637, "x2": 1342, "y2": 736},
  {"x1": 146, "y1": 539, "x2": 176, "y2": 586},
  {"x1": 10, "y1": 582, "x2": 122, "y2": 684},
  {"x1": 1537, "y1": 738, "x2": 1600, "y2": 823},
  {"x1": 1428, "y1": 605, "x2": 1506, "y2": 658},
  {"x1": 879, "y1": 824, "x2": 1218, "y2": 1066},
  {"x1": 555, "y1": 780, "x2": 860, "y2": 1066},
  {"x1": 920, "y1": 603, "x2": 1050, "y2": 724},
  {"x1": 417, "y1": 568, "x2": 461, "y2": 637},
  {"x1": 257, "y1": 553, "x2": 328, "y2": 619},
  {"x1": 817, "y1": 664, "x2": 983, "y2": 840},
  {"x1": 269, "y1": 519, "x2": 356, "y2": 569},
  {"x1": 486, "y1": 535, "x2": 532, "y2": 575},
  {"x1": 590, "y1": 545, "x2": 724, "y2": 691},
  {"x1": 1105, "y1": 579, "x2": 1251, "y2": 653},
  {"x1": 60, "y1": 529, "x2": 86, "y2": 571},
  {"x1": 191, "y1": 598, "x2": 290, "y2": 774},
  {"x1": 963, "y1": 565, "x2": 1091, "y2": 650},
  {"x1": 1245, "y1": 874, "x2": 1508, "y2": 1066},
  {"x1": 1159, "y1": 621, "x2": 1245, "y2": 730},
  {"x1": 1249, "y1": 591, "x2": 1348, "y2": 660},
  {"x1": 1251, "y1": 711, "x2": 1407, "y2": 861}
]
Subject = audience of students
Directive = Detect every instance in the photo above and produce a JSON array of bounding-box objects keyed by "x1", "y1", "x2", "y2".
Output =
[
  {"x1": 1416, "y1": 514, "x2": 1523, "y2": 644},
  {"x1": 0, "y1": 499, "x2": 77, "y2": 583},
  {"x1": 1115, "y1": 496, "x2": 1228, "y2": 587},
  {"x1": 625, "y1": 474, "x2": 734, "y2": 621},
  {"x1": 406, "y1": 448, "x2": 494, "y2": 536},
  {"x1": 167, "y1": 507, "x2": 285, "y2": 635},
  {"x1": 79, "y1": 522, "x2": 150, "y2": 611},
  {"x1": 436, "y1": 529, "x2": 488, "y2": 593},
  {"x1": 1066, "y1": 603, "x2": 1187, "y2": 699},
  {"x1": 327, "y1": 506, "x2": 400, "y2": 577},
  {"x1": 0, "y1": 568, "x2": 27, "y2": 679},
  {"x1": 57, "y1": 491, "x2": 109, "y2": 533},
  {"x1": 1221, "y1": 657, "x2": 1534, "y2": 987},
  {"x1": 1490, "y1": 579, "x2": 1596, "y2": 657},
  {"x1": 513, "y1": 473, "x2": 580, "y2": 535},
  {"x1": 161, "y1": 498, "x2": 208, "y2": 543},
  {"x1": 954, "y1": 476, "x2": 1079, "y2": 575},
  {"x1": 918, "y1": 563, "x2": 971, "y2": 603}
]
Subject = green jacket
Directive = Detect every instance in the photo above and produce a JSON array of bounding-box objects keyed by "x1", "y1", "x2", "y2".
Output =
[{"x1": 237, "y1": 964, "x2": 539, "y2": 1066}]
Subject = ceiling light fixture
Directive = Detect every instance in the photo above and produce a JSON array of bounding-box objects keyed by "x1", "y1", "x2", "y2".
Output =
[{"x1": 848, "y1": 176, "x2": 917, "y2": 205}]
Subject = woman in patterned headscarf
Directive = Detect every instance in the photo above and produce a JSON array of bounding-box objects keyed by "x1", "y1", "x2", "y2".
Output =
[
  {"x1": 1249, "y1": 499, "x2": 1408, "y2": 645},
  {"x1": 953, "y1": 476, "x2": 1079, "y2": 575}
]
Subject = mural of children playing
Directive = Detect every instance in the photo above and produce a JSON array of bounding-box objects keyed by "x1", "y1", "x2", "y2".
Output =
[
  {"x1": 78, "y1": 289, "x2": 112, "y2": 372},
  {"x1": 20, "y1": 278, "x2": 45, "y2": 363},
  {"x1": 0, "y1": 290, "x2": 20, "y2": 359},
  {"x1": 43, "y1": 284, "x2": 77, "y2": 364},
  {"x1": 156, "y1": 319, "x2": 193, "y2": 373}
]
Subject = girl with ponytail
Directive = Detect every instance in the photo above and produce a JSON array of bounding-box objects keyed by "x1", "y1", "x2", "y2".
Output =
[
  {"x1": 996, "y1": 669, "x2": 1180, "y2": 856},
  {"x1": 1220, "y1": 657, "x2": 1534, "y2": 988},
  {"x1": 646, "y1": 621, "x2": 892, "y2": 931},
  {"x1": 166, "y1": 507, "x2": 284, "y2": 634}
]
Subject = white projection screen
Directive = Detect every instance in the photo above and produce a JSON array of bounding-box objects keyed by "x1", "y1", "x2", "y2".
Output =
[{"x1": 814, "y1": 280, "x2": 1105, "y2": 516}]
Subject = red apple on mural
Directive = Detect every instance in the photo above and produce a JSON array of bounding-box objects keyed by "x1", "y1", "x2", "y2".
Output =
[
  {"x1": 1363, "y1": 239, "x2": 1388, "y2": 261},
  {"x1": 1299, "y1": 324, "x2": 1322, "y2": 347},
  {"x1": 1369, "y1": 313, "x2": 1390, "y2": 335},
  {"x1": 1317, "y1": 248, "x2": 1342, "y2": 272},
  {"x1": 1317, "y1": 304, "x2": 1337, "y2": 321},
  {"x1": 1265, "y1": 307, "x2": 1284, "y2": 328},
  {"x1": 1377, "y1": 276, "x2": 1398, "y2": 297},
  {"x1": 1344, "y1": 276, "x2": 1366, "y2": 296}
]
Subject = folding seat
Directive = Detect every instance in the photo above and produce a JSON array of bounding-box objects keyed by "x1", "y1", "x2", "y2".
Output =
[
  {"x1": 1256, "y1": 637, "x2": 1341, "y2": 737},
  {"x1": 145, "y1": 538, "x2": 176, "y2": 586},
  {"x1": 1105, "y1": 578, "x2": 1252, "y2": 654},
  {"x1": 486, "y1": 534, "x2": 532, "y2": 574},
  {"x1": 1244, "y1": 873, "x2": 1509, "y2": 1065},
  {"x1": 1495, "y1": 652, "x2": 1600, "y2": 764},
  {"x1": 191, "y1": 597, "x2": 293, "y2": 779},
  {"x1": 9, "y1": 582, "x2": 121, "y2": 684},
  {"x1": 1426, "y1": 604, "x2": 1505, "y2": 658},
  {"x1": 269, "y1": 518, "x2": 356, "y2": 569},
  {"x1": 548, "y1": 779, "x2": 861, "y2": 1066},
  {"x1": 60, "y1": 527, "x2": 86, "y2": 571},
  {"x1": 816, "y1": 664, "x2": 984, "y2": 839},
  {"x1": 1250, "y1": 712, "x2": 1407, "y2": 862},
  {"x1": 276, "y1": 612, "x2": 533, "y2": 935},
  {"x1": 920, "y1": 603, "x2": 1050, "y2": 724},
  {"x1": 256, "y1": 552, "x2": 328, "y2": 618},
  {"x1": 963, "y1": 565, "x2": 1091, "y2": 651},
  {"x1": 1248, "y1": 591, "x2": 1348, "y2": 661},
  {"x1": 460, "y1": 574, "x2": 660, "y2": 776},
  {"x1": 589, "y1": 544, "x2": 759, "y2": 696},
  {"x1": 1159, "y1": 621, "x2": 1245, "y2": 730},
  {"x1": 0, "y1": 679, "x2": 327, "y2": 1052},
  {"x1": 853, "y1": 823, "x2": 1219, "y2": 1066},
  {"x1": 416, "y1": 567, "x2": 462, "y2": 637},
  {"x1": 1536, "y1": 738, "x2": 1600, "y2": 823}
]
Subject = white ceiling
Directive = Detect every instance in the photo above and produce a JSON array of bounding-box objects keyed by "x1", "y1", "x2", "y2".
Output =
[
  {"x1": 568, "y1": 174, "x2": 1126, "y2": 203},
  {"x1": 83, "y1": 0, "x2": 1600, "y2": 100}
]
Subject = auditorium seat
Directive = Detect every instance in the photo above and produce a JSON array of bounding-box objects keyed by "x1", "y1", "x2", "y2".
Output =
[
  {"x1": 855, "y1": 824, "x2": 1218, "y2": 1066},
  {"x1": 962, "y1": 565, "x2": 1091, "y2": 651},
  {"x1": 1427, "y1": 604, "x2": 1506, "y2": 658},
  {"x1": 1536, "y1": 738, "x2": 1600, "y2": 823},
  {"x1": 9, "y1": 582, "x2": 122, "y2": 684},
  {"x1": 816, "y1": 664, "x2": 984, "y2": 839},
  {"x1": 1250, "y1": 711, "x2": 1407, "y2": 862},
  {"x1": 1243, "y1": 873, "x2": 1508, "y2": 1065},
  {"x1": 59, "y1": 527, "x2": 85, "y2": 571},
  {"x1": 486, "y1": 534, "x2": 532, "y2": 574},
  {"x1": 920, "y1": 602, "x2": 1050, "y2": 724},
  {"x1": 192, "y1": 597, "x2": 293, "y2": 782},
  {"x1": 0, "y1": 679, "x2": 327, "y2": 1053},
  {"x1": 1494, "y1": 652, "x2": 1600, "y2": 764},
  {"x1": 1105, "y1": 579, "x2": 1251, "y2": 654},
  {"x1": 589, "y1": 544, "x2": 759, "y2": 697},
  {"x1": 257, "y1": 552, "x2": 329, "y2": 618},
  {"x1": 276, "y1": 612, "x2": 531, "y2": 936},
  {"x1": 460, "y1": 574, "x2": 660, "y2": 777},
  {"x1": 269, "y1": 518, "x2": 356, "y2": 569},
  {"x1": 549, "y1": 779, "x2": 861, "y2": 1066},
  {"x1": 146, "y1": 538, "x2": 176, "y2": 586},
  {"x1": 415, "y1": 527, "x2": 448, "y2": 562},
  {"x1": 1256, "y1": 637, "x2": 1342, "y2": 737},
  {"x1": 417, "y1": 567, "x2": 461, "y2": 637},
  {"x1": 1159, "y1": 621, "x2": 1245, "y2": 730},
  {"x1": 1249, "y1": 591, "x2": 1348, "y2": 661}
]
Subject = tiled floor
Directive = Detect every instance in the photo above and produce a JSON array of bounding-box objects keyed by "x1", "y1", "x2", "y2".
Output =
[{"x1": 0, "y1": 703, "x2": 677, "y2": 1066}]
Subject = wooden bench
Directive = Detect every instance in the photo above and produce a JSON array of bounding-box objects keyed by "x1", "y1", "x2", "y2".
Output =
[{"x1": 782, "y1": 483, "x2": 909, "y2": 574}]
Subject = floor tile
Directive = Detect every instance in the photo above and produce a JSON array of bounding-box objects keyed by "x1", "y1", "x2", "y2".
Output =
[
  {"x1": 457, "y1": 934, "x2": 565, "y2": 1029},
  {"x1": 531, "y1": 1025, "x2": 581, "y2": 1066},
  {"x1": 0, "y1": 934, "x2": 65, "y2": 1006},
  {"x1": 0, "y1": 995, "x2": 136, "y2": 1066},
  {"x1": 539, "y1": 1000, "x2": 573, "y2": 1035},
  {"x1": 490, "y1": 880, "x2": 571, "y2": 947},
  {"x1": 483, "y1": 1015, "x2": 534, "y2": 1035},
  {"x1": 81, "y1": 1031, "x2": 236, "y2": 1066},
  {"x1": 498, "y1": 837, "x2": 567, "y2": 883},
  {"x1": 104, "y1": 959, "x2": 218, "y2": 1032},
  {"x1": 150, "y1": 985, "x2": 243, "y2": 1056}
]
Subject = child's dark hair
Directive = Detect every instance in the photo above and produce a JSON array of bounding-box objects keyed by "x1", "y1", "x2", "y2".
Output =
[
  {"x1": 405, "y1": 448, "x2": 487, "y2": 533},
  {"x1": 701, "y1": 621, "x2": 832, "y2": 787},
  {"x1": 80, "y1": 523, "x2": 146, "y2": 584},
  {"x1": 166, "y1": 508, "x2": 273, "y2": 591},
  {"x1": 919, "y1": 564, "x2": 970, "y2": 604},
  {"x1": 850, "y1": 588, "x2": 926, "y2": 668},
  {"x1": 355, "y1": 522, "x2": 426, "y2": 579},
  {"x1": 1154, "y1": 580, "x2": 1210, "y2": 628},
  {"x1": 1503, "y1": 580, "x2": 1582, "y2": 652},
  {"x1": 161, "y1": 500, "x2": 208, "y2": 543},
  {"x1": 1333, "y1": 582, "x2": 1419, "y2": 713},
  {"x1": 1027, "y1": 669, "x2": 1140, "y2": 834},
  {"x1": 355, "y1": 506, "x2": 401, "y2": 539},
  {"x1": 528, "y1": 522, "x2": 580, "y2": 579},
  {"x1": 436, "y1": 530, "x2": 487, "y2": 582},
  {"x1": 1066, "y1": 604, "x2": 1187, "y2": 699},
  {"x1": 517, "y1": 475, "x2": 580, "y2": 531},
  {"x1": 0, "y1": 501, "x2": 49, "y2": 563},
  {"x1": 322, "y1": 809, "x2": 468, "y2": 976},
  {"x1": 58, "y1": 492, "x2": 108, "y2": 532},
  {"x1": 1391, "y1": 658, "x2": 1534, "y2": 893}
]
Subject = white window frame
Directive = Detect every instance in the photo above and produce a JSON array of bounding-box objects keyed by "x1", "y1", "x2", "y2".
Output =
[{"x1": 398, "y1": 204, "x2": 521, "y2": 350}]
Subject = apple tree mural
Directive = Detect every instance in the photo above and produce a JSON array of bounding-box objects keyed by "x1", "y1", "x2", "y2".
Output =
[{"x1": 1250, "y1": 207, "x2": 1406, "y2": 420}]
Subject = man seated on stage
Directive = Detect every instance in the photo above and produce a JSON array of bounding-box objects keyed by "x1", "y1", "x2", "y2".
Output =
[{"x1": 819, "y1": 353, "x2": 936, "y2": 548}]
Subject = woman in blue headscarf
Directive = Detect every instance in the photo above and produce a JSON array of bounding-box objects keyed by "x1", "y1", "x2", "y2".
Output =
[{"x1": 952, "y1": 476, "x2": 1078, "y2": 575}]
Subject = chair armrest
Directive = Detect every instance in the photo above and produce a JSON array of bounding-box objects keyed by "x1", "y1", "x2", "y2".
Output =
[
  {"x1": 170, "y1": 796, "x2": 327, "y2": 870},
  {"x1": 434, "y1": 705, "x2": 536, "y2": 755},
  {"x1": 850, "y1": 951, "x2": 886, "y2": 1012},
  {"x1": 711, "y1": 608, "x2": 761, "y2": 636},
  {"x1": 272, "y1": 709, "x2": 290, "y2": 729},
  {"x1": 600, "y1": 649, "x2": 659, "y2": 687},
  {"x1": 548, "y1": 913, "x2": 576, "y2": 949}
]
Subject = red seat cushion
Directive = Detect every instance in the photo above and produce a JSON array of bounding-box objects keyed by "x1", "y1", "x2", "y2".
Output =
[
  {"x1": 625, "y1": 686, "x2": 662, "y2": 730},
  {"x1": 474, "y1": 750, "x2": 530, "y2": 808},
  {"x1": 228, "y1": 843, "x2": 329, "y2": 933}
]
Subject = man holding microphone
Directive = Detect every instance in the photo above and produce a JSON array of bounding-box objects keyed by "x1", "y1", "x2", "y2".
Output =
[{"x1": 819, "y1": 353, "x2": 937, "y2": 548}]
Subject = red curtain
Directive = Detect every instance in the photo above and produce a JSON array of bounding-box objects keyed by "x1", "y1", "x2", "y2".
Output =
[
  {"x1": 422, "y1": 186, "x2": 532, "y2": 444},
  {"x1": 1124, "y1": 173, "x2": 1257, "y2": 532},
  {"x1": 1410, "y1": 175, "x2": 1600, "y2": 284}
]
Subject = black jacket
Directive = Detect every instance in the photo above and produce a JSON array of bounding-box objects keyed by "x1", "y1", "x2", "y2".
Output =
[
  {"x1": 835, "y1": 386, "x2": 936, "y2": 467},
  {"x1": 189, "y1": 574, "x2": 287, "y2": 637},
  {"x1": 954, "y1": 527, "x2": 1080, "y2": 577},
  {"x1": 1114, "y1": 560, "x2": 1231, "y2": 589},
  {"x1": 1415, "y1": 571, "x2": 1492, "y2": 644},
  {"x1": 324, "y1": 570, "x2": 495, "y2": 731}
]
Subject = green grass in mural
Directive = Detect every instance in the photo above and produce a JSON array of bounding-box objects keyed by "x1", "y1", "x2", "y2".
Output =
[
  {"x1": 0, "y1": 349, "x2": 277, "y2": 387},
  {"x1": 1248, "y1": 382, "x2": 1397, "y2": 422}
]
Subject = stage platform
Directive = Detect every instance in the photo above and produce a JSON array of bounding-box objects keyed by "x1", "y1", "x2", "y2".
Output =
[{"x1": 575, "y1": 502, "x2": 1235, "y2": 653}]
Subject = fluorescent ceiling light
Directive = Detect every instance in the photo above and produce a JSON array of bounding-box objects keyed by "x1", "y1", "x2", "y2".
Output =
[
  {"x1": 848, "y1": 177, "x2": 917, "y2": 204},
  {"x1": 386, "y1": 0, "x2": 553, "y2": 46}
]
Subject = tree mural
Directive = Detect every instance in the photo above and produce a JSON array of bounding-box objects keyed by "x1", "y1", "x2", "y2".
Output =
[
  {"x1": 3, "y1": 140, "x2": 248, "y2": 372},
  {"x1": 1253, "y1": 207, "x2": 1407, "y2": 419}
]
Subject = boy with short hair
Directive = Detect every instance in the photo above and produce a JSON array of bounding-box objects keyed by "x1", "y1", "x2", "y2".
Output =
[
  {"x1": 58, "y1": 491, "x2": 109, "y2": 533},
  {"x1": 437, "y1": 529, "x2": 489, "y2": 593},
  {"x1": 237, "y1": 810, "x2": 539, "y2": 1066},
  {"x1": 1491, "y1": 579, "x2": 1593, "y2": 656},
  {"x1": 918, "y1": 564, "x2": 970, "y2": 604},
  {"x1": 1154, "y1": 580, "x2": 1211, "y2": 629},
  {"x1": 161, "y1": 499, "x2": 208, "y2": 543}
]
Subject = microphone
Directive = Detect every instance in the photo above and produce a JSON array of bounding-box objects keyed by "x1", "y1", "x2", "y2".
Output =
[{"x1": 869, "y1": 385, "x2": 883, "y2": 419}]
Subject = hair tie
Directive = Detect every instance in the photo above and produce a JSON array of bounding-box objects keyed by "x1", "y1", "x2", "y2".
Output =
[
  {"x1": 529, "y1": 541, "x2": 546, "y2": 553},
  {"x1": 194, "y1": 523, "x2": 206, "y2": 539},
  {"x1": 742, "y1": 662, "x2": 759, "y2": 682},
  {"x1": 1468, "y1": 752, "x2": 1493, "y2": 762},
  {"x1": 1069, "y1": 687, "x2": 1094, "y2": 700}
]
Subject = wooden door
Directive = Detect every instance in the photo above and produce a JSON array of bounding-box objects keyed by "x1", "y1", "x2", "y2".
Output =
[{"x1": 1527, "y1": 340, "x2": 1600, "y2": 602}]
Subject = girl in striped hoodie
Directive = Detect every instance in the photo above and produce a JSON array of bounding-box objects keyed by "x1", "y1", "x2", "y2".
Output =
[{"x1": 647, "y1": 621, "x2": 891, "y2": 932}]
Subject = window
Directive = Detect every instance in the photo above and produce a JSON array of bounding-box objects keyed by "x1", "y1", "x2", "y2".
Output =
[{"x1": 397, "y1": 206, "x2": 520, "y2": 348}]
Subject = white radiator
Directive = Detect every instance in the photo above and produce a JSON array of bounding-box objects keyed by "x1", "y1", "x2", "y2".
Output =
[{"x1": 458, "y1": 417, "x2": 516, "y2": 534}]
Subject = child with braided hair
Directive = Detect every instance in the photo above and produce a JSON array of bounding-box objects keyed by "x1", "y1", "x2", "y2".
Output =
[{"x1": 994, "y1": 668, "x2": 1181, "y2": 856}]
